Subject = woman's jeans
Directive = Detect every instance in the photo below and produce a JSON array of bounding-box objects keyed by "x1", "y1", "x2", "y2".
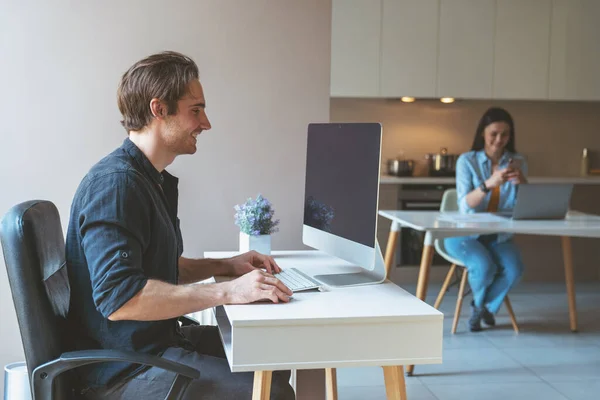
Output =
[{"x1": 444, "y1": 235, "x2": 524, "y2": 313}]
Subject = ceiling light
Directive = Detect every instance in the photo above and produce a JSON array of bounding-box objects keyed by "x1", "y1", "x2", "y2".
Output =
[
  {"x1": 401, "y1": 97, "x2": 415, "y2": 103},
  {"x1": 440, "y1": 97, "x2": 455, "y2": 104}
]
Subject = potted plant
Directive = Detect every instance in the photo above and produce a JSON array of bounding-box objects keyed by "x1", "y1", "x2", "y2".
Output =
[{"x1": 234, "y1": 194, "x2": 280, "y2": 255}]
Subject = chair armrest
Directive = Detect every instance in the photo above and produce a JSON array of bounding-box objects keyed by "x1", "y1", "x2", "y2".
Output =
[
  {"x1": 179, "y1": 315, "x2": 200, "y2": 327},
  {"x1": 59, "y1": 350, "x2": 199, "y2": 378},
  {"x1": 32, "y1": 349, "x2": 200, "y2": 400}
]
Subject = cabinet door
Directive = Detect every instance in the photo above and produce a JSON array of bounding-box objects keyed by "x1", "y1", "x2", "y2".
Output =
[
  {"x1": 549, "y1": 0, "x2": 600, "y2": 100},
  {"x1": 493, "y1": 0, "x2": 552, "y2": 99},
  {"x1": 437, "y1": 0, "x2": 495, "y2": 99},
  {"x1": 380, "y1": 0, "x2": 439, "y2": 98},
  {"x1": 330, "y1": 0, "x2": 382, "y2": 97}
]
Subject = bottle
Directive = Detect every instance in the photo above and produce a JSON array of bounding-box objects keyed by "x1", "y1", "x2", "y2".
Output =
[{"x1": 580, "y1": 148, "x2": 590, "y2": 177}]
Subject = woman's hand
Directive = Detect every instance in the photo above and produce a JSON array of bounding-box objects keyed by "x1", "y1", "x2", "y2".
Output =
[
  {"x1": 485, "y1": 167, "x2": 508, "y2": 189},
  {"x1": 505, "y1": 167, "x2": 527, "y2": 185}
]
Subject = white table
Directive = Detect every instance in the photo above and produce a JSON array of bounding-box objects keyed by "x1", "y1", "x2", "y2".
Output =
[
  {"x1": 378, "y1": 210, "x2": 600, "y2": 375},
  {"x1": 205, "y1": 250, "x2": 443, "y2": 400}
]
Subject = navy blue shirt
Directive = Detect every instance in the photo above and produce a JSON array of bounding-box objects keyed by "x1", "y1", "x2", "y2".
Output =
[{"x1": 66, "y1": 138, "x2": 192, "y2": 387}]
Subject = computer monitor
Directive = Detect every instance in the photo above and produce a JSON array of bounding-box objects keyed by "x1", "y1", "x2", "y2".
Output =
[{"x1": 302, "y1": 122, "x2": 386, "y2": 287}]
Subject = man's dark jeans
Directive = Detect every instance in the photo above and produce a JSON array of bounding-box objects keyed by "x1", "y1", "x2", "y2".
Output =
[{"x1": 81, "y1": 325, "x2": 295, "y2": 400}]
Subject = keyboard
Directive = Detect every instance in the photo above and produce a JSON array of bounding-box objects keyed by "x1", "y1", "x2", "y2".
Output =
[{"x1": 274, "y1": 268, "x2": 321, "y2": 292}]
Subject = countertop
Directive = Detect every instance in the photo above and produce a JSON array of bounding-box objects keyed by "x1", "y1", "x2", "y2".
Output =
[{"x1": 380, "y1": 175, "x2": 600, "y2": 185}]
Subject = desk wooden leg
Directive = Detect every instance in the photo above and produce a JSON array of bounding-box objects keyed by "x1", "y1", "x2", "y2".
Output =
[
  {"x1": 252, "y1": 371, "x2": 272, "y2": 400},
  {"x1": 384, "y1": 228, "x2": 400, "y2": 279},
  {"x1": 561, "y1": 236, "x2": 578, "y2": 332},
  {"x1": 383, "y1": 366, "x2": 407, "y2": 400},
  {"x1": 406, "y1": 242, "x2": 434, "y2": 376},
  {"x1": 416, "y1": 244, "x2": 434, "y2": 301},
  {"x1": 325, "y1": 368, "x2": 338, "y2": 400}
]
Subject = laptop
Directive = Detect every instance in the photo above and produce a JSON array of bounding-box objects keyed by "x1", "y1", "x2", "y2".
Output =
[{"x1": 497, "y1": 183, "x2": 574, "y2": 220}]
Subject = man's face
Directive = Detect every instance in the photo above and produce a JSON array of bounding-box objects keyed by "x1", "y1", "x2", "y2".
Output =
[{"x1": 161, "y1": 79, "x2": 211, "y2": 155}]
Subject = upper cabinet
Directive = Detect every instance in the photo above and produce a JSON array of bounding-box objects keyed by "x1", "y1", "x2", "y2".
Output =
[
  {"x1": 330, "y1": 0, "x2": 600, "y2": 101},
  {"x1": 493, "y1": 0, "x2": 552, "y2": 99},
  {"x1": 330, "y1": 0, "x2": 382, "y2": 97},
  {"x1": 438, "y1": 0, "x2": 495, "y2": 99},
  {"x1": 380, "y1": 0, "x2": 439, "y2": 97},
  {"x1": 549, "y1": 0, "x2": 600, "y2": 100}
]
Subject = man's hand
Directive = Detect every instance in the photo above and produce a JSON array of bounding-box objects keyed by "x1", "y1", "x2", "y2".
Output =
[
  {"x1": 224, "y1": 251, "x2": 282, "y2": 276},
  {"x1": 224, "y1": 269, "x2": 292, "y2": 304}
]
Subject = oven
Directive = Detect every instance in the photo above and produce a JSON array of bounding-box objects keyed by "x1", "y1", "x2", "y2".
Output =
[{"x1": 396, "y1": 184, "x2": 456, "y2": 267}]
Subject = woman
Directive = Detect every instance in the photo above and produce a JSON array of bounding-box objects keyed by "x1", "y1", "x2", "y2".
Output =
[{"x1": 445, "y1": 107, "x2": 527, "y2": 332}]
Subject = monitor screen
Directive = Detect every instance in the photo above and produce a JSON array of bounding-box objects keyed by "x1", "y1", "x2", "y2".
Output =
[{"x1": 303, "y1": 123, "x2": 381, "y2": 249}]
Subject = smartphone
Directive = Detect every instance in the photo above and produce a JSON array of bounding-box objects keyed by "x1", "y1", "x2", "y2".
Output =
[{"x1": 508, "y1": 158, "x2": 522, "y2": 169}]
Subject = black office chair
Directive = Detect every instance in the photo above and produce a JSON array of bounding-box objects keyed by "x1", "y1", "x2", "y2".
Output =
[{"x1": 0, "y1": 200, "x2": 200, "y2": 400}]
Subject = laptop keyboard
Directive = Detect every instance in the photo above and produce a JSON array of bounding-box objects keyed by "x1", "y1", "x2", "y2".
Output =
[{"x1": 274, "y1": 268, "x2": 321, "y2": 292}]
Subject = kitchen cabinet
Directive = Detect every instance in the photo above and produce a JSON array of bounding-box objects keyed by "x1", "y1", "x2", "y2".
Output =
[
  {"x1": 330, "y1": 0, "x2": 600, "y2": 100},
  {"x1": 549, "y1": 0, "x2": 600, "y2": 100},
  {"x1": 437, "y1": 0, "x2": 495, "y2": 99},
  {"x1": 380, "y1": 0, "x2": 439, "y2": 97},
  {"x1": 330, "y1": 0, "x2": 382, "y2": 97},
  {"x1": 493, "y1": 0, "x2": 552, "y2": 100}
]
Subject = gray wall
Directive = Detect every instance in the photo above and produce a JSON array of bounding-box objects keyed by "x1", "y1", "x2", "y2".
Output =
[{"x1": 0, "y1": 0, "x2": 332, "y2": 392}]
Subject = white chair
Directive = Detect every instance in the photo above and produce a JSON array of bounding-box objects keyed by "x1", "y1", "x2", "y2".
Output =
[{"x1": 433, "y1": 189, "x2": 519, "y2": 334}]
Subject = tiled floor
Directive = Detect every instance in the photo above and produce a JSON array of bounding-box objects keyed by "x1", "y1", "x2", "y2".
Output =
[{"x1": 336, "y1": 282, "x2": 600, "y2": 400}]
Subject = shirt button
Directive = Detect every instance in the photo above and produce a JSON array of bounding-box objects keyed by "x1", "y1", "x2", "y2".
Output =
[{"x1": 121, "y1": 251, "x2": 129, "y2": 258}]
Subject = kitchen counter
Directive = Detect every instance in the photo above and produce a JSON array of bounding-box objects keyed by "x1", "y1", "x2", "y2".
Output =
[
  {"x1": 380, "y1": 175, "x2": 600, "y2": 185},
  {"x1": 380, "y1": 176, "x2": 455, "y2": 184}
]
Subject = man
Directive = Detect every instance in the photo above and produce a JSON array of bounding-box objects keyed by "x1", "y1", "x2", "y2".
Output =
[{"x1": 65, "y1": 51, "x2": 295, "y2": 399}]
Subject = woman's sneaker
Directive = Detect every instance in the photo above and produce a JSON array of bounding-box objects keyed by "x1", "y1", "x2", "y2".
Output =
[
  {"x1": 482, "y1": 307, "x2": 496, "y2": 327},
  {"x1": 469, "y1": 301, "x2": 483, "y2": 332}
]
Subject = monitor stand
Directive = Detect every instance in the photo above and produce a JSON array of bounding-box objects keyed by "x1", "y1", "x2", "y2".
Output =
[{"x1": 312, "y1": 240, "x2": 387, "y2": 287}]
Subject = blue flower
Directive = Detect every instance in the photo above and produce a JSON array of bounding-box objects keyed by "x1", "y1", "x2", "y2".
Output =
[{"x1": 234, "y1": 194, "x2": 280, "y2": 236}]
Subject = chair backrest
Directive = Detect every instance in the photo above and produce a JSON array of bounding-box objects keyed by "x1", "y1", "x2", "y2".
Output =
[
  {"x1": 434, "y1": 189, "x2": 464, "y2": 265},
  {"x1": 1, "y1": 200, "x2": 72, "y2": 398},
  {"x1": 440, "y1": 189, "x2": 459, "y2": 212}
]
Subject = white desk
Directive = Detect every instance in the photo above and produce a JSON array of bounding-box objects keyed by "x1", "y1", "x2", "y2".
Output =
[
  {"x1": 378, "y1": 210, "x2": 600, "y2": 375},
  {"x1": 205, "y1": 250, "x2": 443, "y2": 400}
]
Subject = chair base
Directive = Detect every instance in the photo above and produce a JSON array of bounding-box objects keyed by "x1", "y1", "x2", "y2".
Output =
[{"x1": 436, "y1": 265, "x2": 519, "y2": 334}]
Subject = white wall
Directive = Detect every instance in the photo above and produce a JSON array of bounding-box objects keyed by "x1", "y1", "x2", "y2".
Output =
[{"x1": 0, "y1": 0, "x2": 331, "y2": 392}]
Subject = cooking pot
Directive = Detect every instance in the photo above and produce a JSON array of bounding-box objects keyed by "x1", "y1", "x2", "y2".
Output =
[
  {"x1": 387, "y1": 159, "x2": 414, "y2": 176},
  {"x1": 426, "y1": 147, "x2": 459, "y2": 176}
]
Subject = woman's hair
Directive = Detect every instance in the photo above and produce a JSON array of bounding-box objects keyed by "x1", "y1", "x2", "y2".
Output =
[{"x1": 470, "y1": 107, "x2": 516, "y2": 153}]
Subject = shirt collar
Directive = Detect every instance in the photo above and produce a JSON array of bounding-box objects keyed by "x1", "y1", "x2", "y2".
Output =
[
  {"x1": 476, "y1": 149, "x2": 513, "y2": 168},
  {"x1": 121, "y1": 138, "x2": 165, "y2": 186}
]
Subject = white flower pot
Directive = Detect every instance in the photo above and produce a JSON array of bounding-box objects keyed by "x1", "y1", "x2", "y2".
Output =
[{"x1": 239, "y1": 232, "x2": 271, "y2": 255}]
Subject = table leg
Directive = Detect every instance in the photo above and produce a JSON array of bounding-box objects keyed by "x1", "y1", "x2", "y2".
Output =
[
  {"x1": 561, "y1": 236, "x2": 578, "y2": 332},
  {"x1": 383, "y1": 366, "x2": 407, "y2": 400},
  {"x1": 384, "y1": 222, "x2": 401, "y2": 279},
  {"x1": 407, "y1": 231, "x2": 435, "y2": 376},
  {"x1": 252, "y1": 371, "x2": 272, "y2": 400},
  {"x1": 325, "y1": 368, "x2": 338, "y2": 400},
  {"x1": 295, "y1": 369, "x2": 326, "y2": 400}
]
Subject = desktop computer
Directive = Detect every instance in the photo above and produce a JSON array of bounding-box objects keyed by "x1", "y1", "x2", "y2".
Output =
[{"x1": 301, "y1": 122, "x2": 386, "y2": 287}]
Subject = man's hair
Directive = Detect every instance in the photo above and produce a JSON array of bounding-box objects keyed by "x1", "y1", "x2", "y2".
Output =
[{"x1": 117, "y1": 51, "x2": 199, "y2": 132}]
